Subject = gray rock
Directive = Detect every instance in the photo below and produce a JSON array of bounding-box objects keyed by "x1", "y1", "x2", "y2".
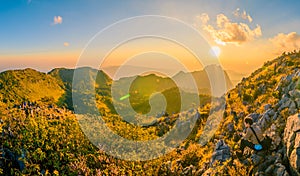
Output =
[
  {"x1": 267, "y1": 109, "x2": 275, "y2": 116},
  {"x1": 211, "y1": 140, "x2": 231, "y2": 165},
  {"x1": 255, "y1": 156, "x2": 276, "y2": 175},
  {"x1": 267, "y1": 124, "x2": 281, "y2": 148},
  {"x1": 286, "y1": 75, "x2": 293, "y2": 82},
  {"x1": 248, "y1": 113, "x2": 261, "y2": 122},
  {"x1": 264, "y1": 104, "x2": 272, "y2": 111},
  {"x1": 289, "y1": 101, "x2": 297, "y2": 115},
  {"x1": 255, "y1": 171, "x2": 265, "y2": 176},
  {"x1": 251, "y1": 153, "x2": 264, "y2": 166},
  {"x1": 258, "y1": 111, "x2": 274, "y2": 130},
  {"x1": 281, "y1": 94, "x2": 290, "y2": 101},
  {"x1": 284, "y1": 113, "x2": 300, "y2": 175},
  {"x1": 275, "y1": 153, "x2": 283, "y2": 164},
  {"x1": 273, "y1": 112, "x2": 279, "y2": 121},
  {"x1": 265, "y1": 164, "x2": 275, "y2": 175},
  {"x1": 273, "y1": 163, "x2": 288, "y2": 176},
  {"x1": 289, "y1": 90, "x2": 300, "y2": 99},
  {"x1": 296, "y1": 98, "x2": 300, "y2": 110},
  {"x1": 279, "y1": 98, "x2": 292, "y2": 111}
]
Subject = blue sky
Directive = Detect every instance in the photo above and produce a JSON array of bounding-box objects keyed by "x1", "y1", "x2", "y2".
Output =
[{"x1": 1, "y1": 0, "x2": 300, "y2": 73}]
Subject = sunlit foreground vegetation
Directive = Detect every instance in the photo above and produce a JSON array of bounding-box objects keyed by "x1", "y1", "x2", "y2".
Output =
[{"x1": 0, "y1": 99, "x2": 215, "y2": 175}]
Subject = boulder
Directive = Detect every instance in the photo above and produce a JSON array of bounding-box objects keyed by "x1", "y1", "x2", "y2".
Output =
[
  {"x1": 279, "y1": 98, "x2": 292, "y2": 112},
  {"x1": 264, "y1": 104, "x2": 272, "y2": 111},
  {"x1": 286, "y1": 75, "x2": 293, "y2": 82},
  {"x1": 273, "y1": 112, "x2": 279, "y2": 121},
  {"x1": 267, "y1": 109, "x2": 276, "y2": 116},
  {"x1": 289, "y1": 90, "x2": 300, "y2": 99},
  {"x1": 289, "y1": 101, "x2": 297, "y2": 115},
  {"x1": 296, "y1": 98, "x2": 300, "y2": 110},
  {"x1": 251, "y1": 153, "x2": 264, "y2": 166},
  {"x1": 270, "y1": 124, "x2": 282, "y2": 148},
  {"x1": 255, "y1": 156, "x2": 276, "y2": 175},
  {"x1": 210, "y1": 140, "x2": 231, "y2": 165},
  {"x1": 258, "y1": 110, "x2": 275, "y2": 130},
  {"x1": 247, "y1": 113, "x2": 260, "y2": 123},
  {"x1": 273, "y1": 163, "x2": 289, "y2": 176},
  {"x1": 263, "y1": 124, "x2": 282, "y2": 149},
  {"x1": 284, "y1": 113, "x2": 300, "y2": 175}
]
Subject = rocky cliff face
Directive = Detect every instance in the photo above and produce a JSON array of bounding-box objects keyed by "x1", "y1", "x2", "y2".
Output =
[{"x1": 284, "y1": 113, "x2": 300, "y2": 175}]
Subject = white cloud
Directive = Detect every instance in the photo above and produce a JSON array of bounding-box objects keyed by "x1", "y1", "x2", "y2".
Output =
[
  {"x1": 63, "y1": 42, "x2": 69, "y2": 47},
  {"x1": 201, "y1": 13, "x2": 261, "y2": 45},
  {"x1": 196, "y1": 13, "x2": 210, "y2": 25},
  {"x1": 53, "y1": 16, "x2": 63, "y2": 25},
  {"x1": 233, "y1": 8, "x2": 253, "y2": 23},
  {"x1": 270, "y1": 32, "x2": 300, "y2": 53}
]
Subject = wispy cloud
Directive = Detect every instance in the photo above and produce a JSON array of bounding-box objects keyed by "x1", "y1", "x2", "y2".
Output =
[
  {"x1": 233, "y1": 8, "x2": 253, "y2": 23},
  {"x1": 53, "y1": 16, "x2": 63, "y2": 25},
  {"x1": 63, "y1": 42, "x2": 69, "y2": 47},
  {"x1": 197, "y1": 13, "x2": 261, "y2": 45},
  {"x1": 270, "y1": 32, "x2": 300, "y2": 53}
]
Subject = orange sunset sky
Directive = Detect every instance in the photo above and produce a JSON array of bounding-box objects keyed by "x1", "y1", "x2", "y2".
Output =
[{"x1": 1, "y1": 0, "x2": 300, "y2": 77}]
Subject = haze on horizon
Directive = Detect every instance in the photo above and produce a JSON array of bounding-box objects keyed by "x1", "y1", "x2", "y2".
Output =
[{"x1": 1, "y1": 0, "x2": 300, "y2": 77}]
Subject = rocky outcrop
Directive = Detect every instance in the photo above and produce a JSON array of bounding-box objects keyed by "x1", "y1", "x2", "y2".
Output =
[
  {"x1": 252, "y1": 151, "x2": 290, "y2": 176},
  {"x1": 247, "y1": 113, "x2": 260, "y2": 123},
  {"x1": 258, "y1": 108, "x2": 276, "y2": 131},
  {"x1": 210, "y1": 140, "x2": 231, "y2": 165},
  {"x1": 284, "y1": 113, "x2": 300, "y2": 175}
]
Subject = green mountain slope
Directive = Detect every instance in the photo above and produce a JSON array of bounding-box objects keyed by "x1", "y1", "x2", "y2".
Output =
[
  {"x1": 49, "y1": 67, "x2": 112, "y2": 110},
  {"x1": 0, "y1": 68, "x2": 64, "y2": 105}
]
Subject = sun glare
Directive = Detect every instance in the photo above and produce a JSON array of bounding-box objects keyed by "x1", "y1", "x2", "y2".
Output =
[{"x1": 210, "y1": 46, "x2": 221, "y2": 57}]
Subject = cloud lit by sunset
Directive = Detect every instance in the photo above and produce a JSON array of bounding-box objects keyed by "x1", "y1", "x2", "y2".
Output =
[{"x1": 53, "y1": 16, "x2": 63, "y2": 25}]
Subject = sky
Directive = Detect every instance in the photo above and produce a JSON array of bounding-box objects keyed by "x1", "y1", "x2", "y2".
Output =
[{"x1": 1, "y1": 0, "x2": 300, "y2": 76}]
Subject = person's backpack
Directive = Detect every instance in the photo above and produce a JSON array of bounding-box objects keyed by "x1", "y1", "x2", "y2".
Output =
[{"x1": 250, "y1": 127, "x2": 272, "y2": 151}]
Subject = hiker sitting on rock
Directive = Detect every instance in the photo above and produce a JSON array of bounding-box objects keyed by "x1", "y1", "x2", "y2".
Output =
[{"x1": 236, "y1": 117, "x2": 264, "y2": 158}]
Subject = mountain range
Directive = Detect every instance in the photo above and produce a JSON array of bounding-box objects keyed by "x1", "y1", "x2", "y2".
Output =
[{"x1": 0, "y1": 65, "x2": 233, "y2": 112}]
